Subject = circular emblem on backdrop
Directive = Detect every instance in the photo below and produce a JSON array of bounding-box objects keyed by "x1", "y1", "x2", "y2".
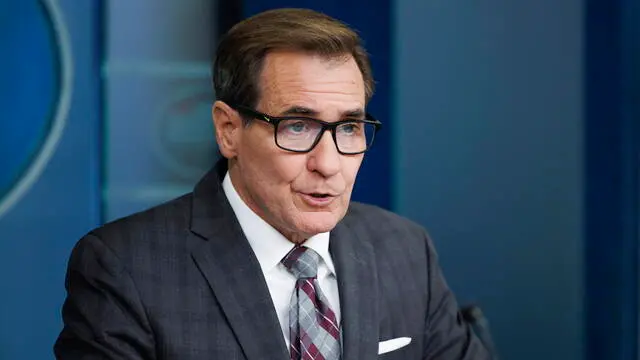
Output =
[
  {"x1": 153, "y1": 83, "x2": 218, "y2": 181},
  {"x1": 0, "y1": 0, "x2": 72, "y2": 219}
]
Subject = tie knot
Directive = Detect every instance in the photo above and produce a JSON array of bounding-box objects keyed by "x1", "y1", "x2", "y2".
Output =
[{"x1": 281, "y1": 246, "x2": 319, "y2": 279}]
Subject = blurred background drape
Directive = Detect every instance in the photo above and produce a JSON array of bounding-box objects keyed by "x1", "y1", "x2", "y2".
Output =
[{"x1": 0, "y1": 0, "x2": 637, "y2": 359}]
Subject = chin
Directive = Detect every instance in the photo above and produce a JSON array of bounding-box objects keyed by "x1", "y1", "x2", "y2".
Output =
[{"x1": 296, "y1": 211, "x2": 342, "y2": 235}]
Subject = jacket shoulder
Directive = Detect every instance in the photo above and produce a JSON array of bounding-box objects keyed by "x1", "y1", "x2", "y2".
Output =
[
  {"x1": 343, "y1": 202, "x2": 428, "y2": 245},
  {"x1": 78, "y1": 193, "x2": 194, "y2": 261}
]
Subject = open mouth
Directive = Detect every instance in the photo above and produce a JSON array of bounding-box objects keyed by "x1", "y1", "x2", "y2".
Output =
[{"x1": 299, "y1": 192, "x2": 336, "y2": 206}]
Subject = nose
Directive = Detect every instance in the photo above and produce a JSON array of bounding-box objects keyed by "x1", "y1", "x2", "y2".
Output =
[{"x1": 307, "y1": 131, "x2": 341, "y2": 177}]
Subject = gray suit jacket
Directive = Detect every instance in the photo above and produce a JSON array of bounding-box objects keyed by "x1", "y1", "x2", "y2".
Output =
[{"x1": 54, "y1": 160, "x2": 489, "y2": 359}]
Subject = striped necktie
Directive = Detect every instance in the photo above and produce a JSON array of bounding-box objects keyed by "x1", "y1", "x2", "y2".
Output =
[{"x1": 282, "y1": 246, "x2": 341, "y2": 360}]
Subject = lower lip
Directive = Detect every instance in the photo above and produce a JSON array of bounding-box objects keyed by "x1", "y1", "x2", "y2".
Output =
[{"x1": 299, "y1": 193, "x2": 336, "y2": 207}]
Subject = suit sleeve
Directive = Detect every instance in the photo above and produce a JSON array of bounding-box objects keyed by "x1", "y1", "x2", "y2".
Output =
[
  {"x1": 422, "y1": 232, "x2": 491, "y2": 360},
  {"x1": 54, "y1": 233, "x2": 155, "y2": 360}
]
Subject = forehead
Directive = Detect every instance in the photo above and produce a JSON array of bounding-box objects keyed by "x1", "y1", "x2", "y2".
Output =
[{"x1": 257, "y1": 51, "x2": 365, "y2": 112}]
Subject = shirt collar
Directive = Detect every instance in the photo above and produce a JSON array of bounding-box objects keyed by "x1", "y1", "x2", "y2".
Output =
[{"x1": 222, "y1": 171, "x2": 335, "y2": 275}]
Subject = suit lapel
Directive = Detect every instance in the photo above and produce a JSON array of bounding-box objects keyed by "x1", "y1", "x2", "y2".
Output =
[
  {"x1": 330, "y1": 219, "x2": 380, "y2": 359},
  {"x1": 189, "y1": 161, "x2": 289, "y2": 360}
]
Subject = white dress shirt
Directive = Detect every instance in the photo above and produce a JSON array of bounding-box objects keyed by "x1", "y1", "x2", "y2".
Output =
[{"x1": 222, "y1": 172, "x2": 341, "y2": 346}]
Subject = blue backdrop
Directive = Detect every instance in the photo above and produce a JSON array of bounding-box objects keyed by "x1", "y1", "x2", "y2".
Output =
[
  {"x1": 584, "y1": 0, "x2": 639, "y2": 358},
  {"x1": 0, "y1": 1, "x2": 637, "y2": 359},
  {"x1": 0, "y1": 1, "x2": 102, "y2": 358}
]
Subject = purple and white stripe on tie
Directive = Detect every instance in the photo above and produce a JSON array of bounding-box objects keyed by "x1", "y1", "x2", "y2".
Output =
[{"x1": 282, "y1": 246, "x2": 340, "y2": 360}]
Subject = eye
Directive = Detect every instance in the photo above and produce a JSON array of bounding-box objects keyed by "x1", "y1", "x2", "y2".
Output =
[
  {"x1": 338, "y1": 122, "x2": 361, "y2": 135},
  {"x1": 283, "y1": 121, "x2": 309, "y2": 133}
]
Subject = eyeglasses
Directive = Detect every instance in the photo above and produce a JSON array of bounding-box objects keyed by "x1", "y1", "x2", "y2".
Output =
[{"x1": 231, "y1": 104, "x2": 382, "y2": 155}]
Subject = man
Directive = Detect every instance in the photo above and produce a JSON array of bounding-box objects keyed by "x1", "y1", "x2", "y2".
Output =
[{"x1": 55, "y1": 8, "x2": 489, "y2": 360}]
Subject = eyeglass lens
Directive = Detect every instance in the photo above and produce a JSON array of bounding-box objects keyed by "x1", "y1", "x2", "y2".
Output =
[{"x1": 275, "y1": 119, "x2": 375, "y2": 153}]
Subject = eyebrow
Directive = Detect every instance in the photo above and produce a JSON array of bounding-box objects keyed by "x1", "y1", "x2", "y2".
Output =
[{"x1": 281, "y1": 106, "x2": 365, "y2": 118}]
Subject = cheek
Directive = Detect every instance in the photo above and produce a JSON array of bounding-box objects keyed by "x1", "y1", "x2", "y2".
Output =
[
  {"x1": 270, "y1": 155, "x2": 308, "y2": 184},
  {"x1": 342, "y1": 156, "x2": 364, "y2": 185},
  {"x1": 241, "y1": 130, "x2": 287, "y2": 179},
  {"x1": 243, "y1": 144, "x2": 307, "y2": 190}
]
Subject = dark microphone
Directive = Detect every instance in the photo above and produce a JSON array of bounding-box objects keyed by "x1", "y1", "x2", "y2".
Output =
[{"x1": 460, "y1": 305, "x2": 499, "y2": 359}]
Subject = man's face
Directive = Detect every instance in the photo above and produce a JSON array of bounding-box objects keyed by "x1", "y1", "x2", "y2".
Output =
[{"x1": 226, "y1": 51, "x2": 366, "y2": 243}]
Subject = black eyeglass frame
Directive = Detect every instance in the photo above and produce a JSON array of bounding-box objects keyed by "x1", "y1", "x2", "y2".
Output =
[{"x1": 230, "y1": 104, "x2": 382, "y2": 155}]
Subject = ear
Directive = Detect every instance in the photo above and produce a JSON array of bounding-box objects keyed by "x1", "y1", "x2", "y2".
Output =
[{"x1": 212, "y1": 100, "x2": 242, "y2": 159}]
